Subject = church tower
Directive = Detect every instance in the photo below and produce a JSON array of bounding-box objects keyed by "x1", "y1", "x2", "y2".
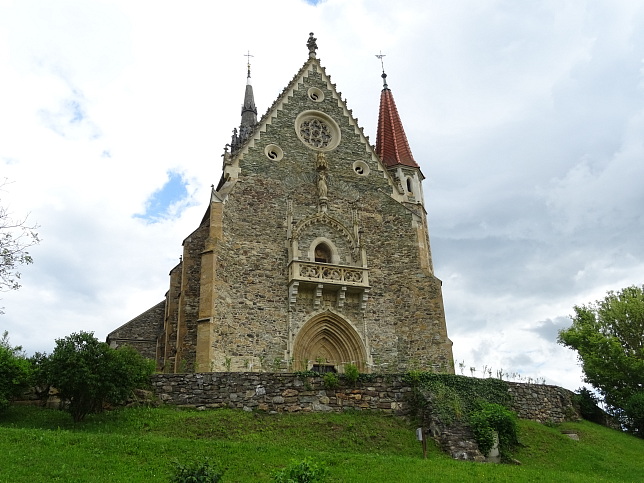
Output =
[
  {"x1": 108, "y1": 34, "x2": 454, "y2": 375},
  {"x1": 375, "y1": 67, "x2": 434, "y2": 273}
]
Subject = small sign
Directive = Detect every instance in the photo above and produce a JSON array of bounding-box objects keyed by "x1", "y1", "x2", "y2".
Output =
[{"x1": 416, "y1": 427, "x2": 423, "y2": 441}]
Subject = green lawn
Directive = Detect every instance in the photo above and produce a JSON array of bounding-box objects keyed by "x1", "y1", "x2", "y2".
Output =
[{"x1": 0, "y1": 405, "x2": 642, "y2": 482}]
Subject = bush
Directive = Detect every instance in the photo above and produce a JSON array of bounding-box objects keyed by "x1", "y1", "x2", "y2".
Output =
[
  {"x1": 469, "y1": 402, "x2": 518, "y2": 458},
  {"x1": 0, "y1": 331, "x2": 32, "y2": 412},
  {"x1": 43, "y1": 331, "x2": 155, "y2": 421},
  {"x1": 272, "y1": 458, "x2": 327, "y2": 483},
  {"x1": 171, "y1": 460, "x2": 224, "y2": 483},
  {"x1": 574, "y1": 387, "x2": 606, "y2": 424},
  {"x1": 343, "y1": 364, "x2": 359, "y2": 386},
  {"x1": 322, "y1": 372, "x2": 339, "y2": 390}
]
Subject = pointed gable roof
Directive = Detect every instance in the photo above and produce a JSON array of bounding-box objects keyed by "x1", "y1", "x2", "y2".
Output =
[
  {"x1": 375, "y1": 73, "x2": 418, "y2": 168},
  {"x1": 216, "y1": 33, "x2": 412, "y2": 206},
  {"x1": 232, "y1": 34, "x2": 378, "y2": 168}
]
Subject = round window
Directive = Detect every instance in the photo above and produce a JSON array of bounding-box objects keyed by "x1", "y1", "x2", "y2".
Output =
[
  {"x1": 307, "y1": 87, "x2": 325, "y2": 102},
  {"x1": 352, "y1": 161, "x2": 370, "y2": 176},
  {"x1": 295, "y1": 111, "x2": 341, "y2": 151},
  {"x1": 264, "y1": 144, "x2": 284, "y2": 161}
]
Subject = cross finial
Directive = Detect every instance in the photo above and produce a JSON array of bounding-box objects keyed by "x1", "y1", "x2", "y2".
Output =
[
  {"x1": 375, "y1": 51, "x2": 388, "y2": 89},
  {"x1": 244, "y1": 50, "x2": 254, "y2": 78},
  {"x1": 376, "y1": 51, "x2": 386, "y2": 73}
]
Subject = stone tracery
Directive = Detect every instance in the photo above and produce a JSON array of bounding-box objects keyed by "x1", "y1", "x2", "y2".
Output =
[
  {"x1": 291, "y1": 213, "x2": 358, "y2": 260},
  {"x1": 300, "y1": 118, "x2": 332, "y2": 148}
]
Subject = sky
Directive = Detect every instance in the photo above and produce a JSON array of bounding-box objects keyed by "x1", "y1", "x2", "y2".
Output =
[{"x1": 1, "y1": 0, "x2": 643, "y2": 392}]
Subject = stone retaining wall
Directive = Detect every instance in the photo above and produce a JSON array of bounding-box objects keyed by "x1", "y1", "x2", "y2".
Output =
[
  {"x1": 151, "y1": 373, "x2": 409, "y2": 413},
  {"x1": 151, "y1": 373, "x2": 578, "y2": 423},
  {"x1": 507, "y1": 381, "x2": 578, "y2": 423}
]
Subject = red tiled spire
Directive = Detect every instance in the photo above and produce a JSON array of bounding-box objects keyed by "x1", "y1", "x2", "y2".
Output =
[{"x1": 375, "y1": 73, "x2": 418, "y2": 168}]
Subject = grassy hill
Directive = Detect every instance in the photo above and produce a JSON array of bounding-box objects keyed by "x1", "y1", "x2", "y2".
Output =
[{"x1": 0, "y1": 405, "x2": 642, "y2": 482}]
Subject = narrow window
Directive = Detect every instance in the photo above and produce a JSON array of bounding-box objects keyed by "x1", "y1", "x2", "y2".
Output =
[
  {"x1": 406, "y1": 177, "x2": 413, "y2": 194},
  {"x1": 314, "y1": 243, "x2": 332, "y2": 263}
]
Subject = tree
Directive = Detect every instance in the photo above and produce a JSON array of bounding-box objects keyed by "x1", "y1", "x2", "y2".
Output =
[
  {"x1": 43, "y1": 331, "x2": 154, "y2": 422},
  {"x1": 624, "y1": 392, "x2": 644, "y2": 436},
  {"x1": 0, "y1": 331, "x2": 32, "y2": 412},
  {"x1": 558, "y1": 285, "x2": 644, "y2": 434},
  {"x1": 1, "y1": 179, "x2": 40, "y2": 312}
]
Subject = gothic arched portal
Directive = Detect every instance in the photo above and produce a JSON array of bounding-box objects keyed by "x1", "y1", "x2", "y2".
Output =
[{"x1": 292, "y1": 311, "x2": 367, "y2": 372}]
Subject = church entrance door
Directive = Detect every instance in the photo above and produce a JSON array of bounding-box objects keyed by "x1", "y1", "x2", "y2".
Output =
[{"x1": 292, "y1": 311, "x2": 367, "y2": 372}]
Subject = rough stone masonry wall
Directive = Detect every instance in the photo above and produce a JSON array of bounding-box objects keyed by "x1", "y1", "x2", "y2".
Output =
[
  {"x1": 175, "y1": 223, "x2": 210, "y2": 371},
  {"x1": 150, "y1": 373, "x2": 578, "y2": 423},
  {"x1": 152, "y1": 373, "x2": 409, "y2": 413},
  {"x1": 107, "y1": 302, "x2": 165, "y2": 360},
  {"x1": 507, "y1": 381, "x2": 579, "y2": 423}
]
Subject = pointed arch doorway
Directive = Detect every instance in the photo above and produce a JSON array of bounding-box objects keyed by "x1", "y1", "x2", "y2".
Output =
[{"x1": 292, "y1": 311, "x2": 367, "y2": 372}]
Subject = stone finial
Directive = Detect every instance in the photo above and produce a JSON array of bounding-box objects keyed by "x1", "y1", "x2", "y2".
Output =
[
  {"x1": 307, "y1": 32, "x2": 318, "y2": 58},
  {"x1": 222, "y1": 145, "x2": 232, "y2": 166}
]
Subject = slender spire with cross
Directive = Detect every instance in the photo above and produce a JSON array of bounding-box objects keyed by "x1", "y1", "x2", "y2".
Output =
[
  {"x1": 230, "y1": 50, "x2": 257, "y2": 153},
  {"x1": 375, "y1": 51, "x2": 388, "y2": 90}
]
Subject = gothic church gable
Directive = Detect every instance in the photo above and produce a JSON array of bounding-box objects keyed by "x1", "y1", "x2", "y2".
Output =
[{"x1": 221, "y1": 57, "x2": 402, "y2": 206}]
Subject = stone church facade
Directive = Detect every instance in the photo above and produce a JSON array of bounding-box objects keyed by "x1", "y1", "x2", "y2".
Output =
[{"x1": 107, "y1": 34, "x2": 454, "y2": 375}]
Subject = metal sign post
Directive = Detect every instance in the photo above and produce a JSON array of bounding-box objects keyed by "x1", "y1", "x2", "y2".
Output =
[{"x1": 416, "y1": 427, "x2": 427, "y2": 459}]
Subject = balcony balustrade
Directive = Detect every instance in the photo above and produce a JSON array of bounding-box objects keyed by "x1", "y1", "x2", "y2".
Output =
[{"x1": 288, "y1": 260, "x2": 369, "y2": 288}]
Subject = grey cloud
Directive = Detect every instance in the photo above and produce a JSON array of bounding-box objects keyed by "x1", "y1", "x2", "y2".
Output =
[{"x1": 527, "y1": 316, "x2": 572, "y2": 343}]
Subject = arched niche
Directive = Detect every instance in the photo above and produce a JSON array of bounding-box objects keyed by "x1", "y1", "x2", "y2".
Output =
[
  {"x1": 292, "y1": 311, "x2": 367, "y2": 372},
  {"x1": 308, "y1": 237, "x2": 339, "y2": 264},
  {"x1": 406, "y1": 176, "x2": 414, "y2": 195}
]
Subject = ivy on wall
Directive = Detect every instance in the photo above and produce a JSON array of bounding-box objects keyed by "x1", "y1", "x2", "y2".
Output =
[
  {"x1": 404, "y1": 372, "x2": 513, "y2": 419},
  {"x1": 404, "y1": 372, "x2": 518, "y2": 458}
]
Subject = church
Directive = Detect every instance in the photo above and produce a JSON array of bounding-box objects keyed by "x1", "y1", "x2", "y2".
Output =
[{"x1": 107, "y1": 34, "x2": 454, "y2": 375}]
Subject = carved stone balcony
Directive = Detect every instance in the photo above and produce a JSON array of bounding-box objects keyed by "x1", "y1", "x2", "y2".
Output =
[
  {"x1": 288, "y1": 260, "x2": 370, "y2": 310},
  {"x1": 289, "y1": 260, "x2": 369, "y2": 288}
]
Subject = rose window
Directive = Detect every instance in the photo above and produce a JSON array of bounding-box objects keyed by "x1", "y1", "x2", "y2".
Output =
[{"x1": 294, "y1": 111, "x2": 341, "y2": 151}]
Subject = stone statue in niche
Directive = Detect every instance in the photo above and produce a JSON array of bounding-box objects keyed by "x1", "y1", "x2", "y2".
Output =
[{"x1": 317, "y1": 171, "x2": 328, "y2": 200}]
